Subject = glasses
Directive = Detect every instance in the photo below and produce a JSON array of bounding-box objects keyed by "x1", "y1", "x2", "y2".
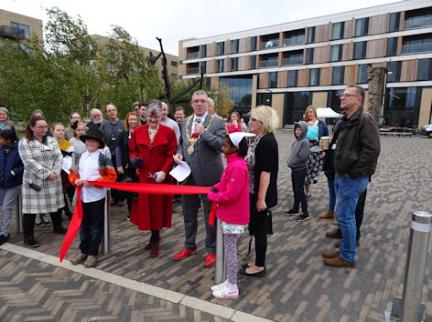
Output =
[
  {"x1": 250, "y1": 117, "x2": 261, "y2": 122},
  {"x1": 339, "y1": 93, "x2": 359, "y2": 98}
]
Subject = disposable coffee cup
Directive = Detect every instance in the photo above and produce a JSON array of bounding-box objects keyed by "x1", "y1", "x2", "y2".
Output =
[{"x1": 320, "y1": 136, "x2": 330, "y2": 150}]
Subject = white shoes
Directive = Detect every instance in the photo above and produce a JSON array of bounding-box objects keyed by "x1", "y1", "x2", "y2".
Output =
[
  {"x1": 211, "y1": 280, "x2": 228, "y2": 292},
  {"x1": 211, "y1": 281, "x2": 239, "y2": 299}
]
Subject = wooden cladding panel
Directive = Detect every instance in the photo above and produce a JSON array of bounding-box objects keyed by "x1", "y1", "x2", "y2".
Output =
[
  {"x1": 320, "y1": 67, "x2": 332, "y2": 86},
  {"x1": 397, "y1": 36, "x2": 403, "y2": 56},
  {"x1": 258, "y1": 73, "x2": 269, "y2": 89},
  {"x1": 224, "y1": 40, "x2": 231, "y2": 55},
  {"x1": 207, "y1": 43, "x2": 216, "y2": 57},
  {"x1": 342, "y1": 43, "x2": 354, "y2": 61},
  {"x1": 278, "y1": 71, "x2": 288, "y2": 88},
  {"x1": 315, "y1": 23, "x2": 331, "y2": 42},
  {"x1": 368, "y1": 14, "x2": 388, "y2": 35},
  {"x1": 210, "y1": 76, "x2": 219, "y2": 91},
  {"x1": 401, "y1": 60, "x2": 418, "y2": 82},
  {"x1": 224, "y1": 58, "x2": 230, "y2": 72},
  {"x1": 206, "y1": 60, "x2": 216, "y2": 74},
  {"x1": 344, "y1": 19, "x2": 355, "y2": 39},
  {"x1": 313, "y1": 45, "x2": 330, "y2": 64},
  {"x1": 344, "y1": 65, "x2": 356, "y2": 84},
  {"x1": 239, "y1": 38, "x2": 248, "y2": 53},
  {"x1": 238, "y1": 56, "x2": 249, "y2": 71},
  {"x1": 298, "y1": 69, "x2": 309, "y2": 87},
  {"x1": 366, "y1": 39, "x2": 387, "y2": 58}
]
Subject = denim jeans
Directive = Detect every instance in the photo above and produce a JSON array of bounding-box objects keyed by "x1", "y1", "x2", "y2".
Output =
[
  {"x1": 80, "y1": 198, "x2": 105, "y2": 256},
  {"x1": 335, "y1": 176, "x2": 369, "y2": 262},
  {"x1": 327, "y1": 179, "x2": 336, "y2": 211},
  {"x1": 0, "y1": 186, "x2": 20, "y2": 236}
]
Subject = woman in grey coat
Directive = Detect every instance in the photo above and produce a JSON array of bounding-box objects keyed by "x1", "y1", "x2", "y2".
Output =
[{"x1": 18, "y1": 116, "x2": 66, "y2": 247}]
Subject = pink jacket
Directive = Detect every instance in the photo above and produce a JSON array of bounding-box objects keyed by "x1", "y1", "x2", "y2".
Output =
[{"x1": 208, "y1": 153, "x2": 250, "y2": 225}]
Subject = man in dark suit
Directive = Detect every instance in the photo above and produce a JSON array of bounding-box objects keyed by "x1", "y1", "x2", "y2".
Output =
[{"x1": 172, "y1": 90, "x2": 226, "y2": 267}]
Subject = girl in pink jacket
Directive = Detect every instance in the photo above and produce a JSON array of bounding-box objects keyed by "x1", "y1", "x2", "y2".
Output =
[{"x1": 208, "y1": 132, "x2": 255, "y2": 299}]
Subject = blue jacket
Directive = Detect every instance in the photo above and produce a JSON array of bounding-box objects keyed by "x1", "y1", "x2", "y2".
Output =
[
  {"x1": 318, "y1": 120, "x2": 329, "y2": 140},
  {"x1": 0, "y1": 141, "x2": 24, "y2": 188}
]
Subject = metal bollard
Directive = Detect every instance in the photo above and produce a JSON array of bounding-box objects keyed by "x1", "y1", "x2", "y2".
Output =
[
  {"x1": 102, "y1": 191, "x2": 111, "y2": 254},
  {"x1": 215, "y1": 219, "x2": 225, "y2": 284},
  {"x1": 400, "y1": 211, "x2": 432, "y2": 322}
]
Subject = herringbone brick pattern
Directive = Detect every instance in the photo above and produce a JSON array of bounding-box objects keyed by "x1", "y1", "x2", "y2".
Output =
[
  {"x1": 4, "y1": 131, "x2": 432, "y2": 321},
  {"x1": 0, "y1": 250, "x2": 226, "y2": 322}
]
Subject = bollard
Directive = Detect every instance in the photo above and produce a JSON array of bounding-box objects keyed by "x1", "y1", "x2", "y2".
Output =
[
  {"x1": 215, "y1": 219, "x2": 225, "y2": 284},
  {"x1": 102, "y1": 191, "x2": 111, "y2": 254},
  {"x1": 400, "y1": 211, "x2": 432, "y2": 322}
]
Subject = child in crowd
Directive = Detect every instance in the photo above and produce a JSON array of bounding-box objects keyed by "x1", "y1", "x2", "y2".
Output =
[
  {"x1": 286, "y1": 122, "x2": 310, "y2": 222},
  {"x1": 0, "y1": 127, "x2": 23, "y2": 244},
  {"x1": 69, "y1": 127, "x2": 116, "y2": 268},
  {"x1": 208, "y1": 132, "x2": 255, "y2": 299}
]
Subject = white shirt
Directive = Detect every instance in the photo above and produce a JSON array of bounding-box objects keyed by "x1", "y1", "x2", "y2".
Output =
[
  {"x1": 160, "y1": 117, "x2": 180, "y2": 144},
  {"x1": 79, "y1": 150, "x2": 106, "y2": 203}
]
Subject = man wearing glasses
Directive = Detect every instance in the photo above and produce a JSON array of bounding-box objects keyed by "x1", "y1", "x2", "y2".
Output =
[
  {"x1": 322, "y1": 84, "x2": 380, "y2": 268},
  {"x1": 173, "y1": 90, "x2": 226, "y2": 267}
]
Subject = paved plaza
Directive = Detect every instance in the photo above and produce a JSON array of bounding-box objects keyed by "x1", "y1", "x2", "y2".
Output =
[{"x1": 1, "y1": 130, "x2": 432, "y2": 321}]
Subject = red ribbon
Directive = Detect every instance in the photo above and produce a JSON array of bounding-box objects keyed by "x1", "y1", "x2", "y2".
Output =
[{"x1": 59, "y1": 181, "x2": 216, "y2": 262}]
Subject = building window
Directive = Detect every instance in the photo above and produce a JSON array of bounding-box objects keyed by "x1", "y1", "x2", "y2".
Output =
[
  {"x1": 305, "y1": 48, "x2": 314, "y2": 64},
  {"x1": 355, "y1": 18, "x2": 369, "y2": 37},
  {"x1": 385, "y1": 87, "x2": 420, "y2": 127},
  {"x1": 250, "y1": 55, "x2": 256, "y2": 69},
  {"x1": 216, "y1": 42, "x2": 225, "y2": 56},
  {"x1": 282, "y1": 50, "x2": 303, "y2": 65},
  {"x1": 387, "y1": 37, "x2": 398, "y2": 56},
  {"x1": 404, "y1": 7, "x2": 432, "y2": 29},
  {"x1": 171, "y1": 61, "x2": 178, "y2": 67},
  {"x1": 268, "y1": 72, "x2": 278, "y2": 88},
  {"x1": 306, "y1": 27, "x2": 315, "y2": 44},
  {"x1": 417, "y1": 58, "x2": 432, "y2": 80},
  {"x1": 220, "y1": 76, "x2": 253, "y2": 111},
  {"x1": 357, "y1": 64, "x2": 370, "y2": 84},
  {"x1": 287, "y1": 70, "x2": 298, "y2": 87},
  {"x1": 250, "y1": 37, "x2": 257, "y2": 51},
  {"x1": 231, "y1": 57, "x2": 238, "y2": 71},
  {"x1": 261, "y1": 34, "x2": 279, "y2": 49},
  {"x1": 309, "y1": 68, "x2": 320, "y2": 86},
  {"x1": 259, "y1": 53, "x2": 278, "y2": 68},
  {"x1": 231, "y1": 40, "x2": 239, "y2": 54},
  {"x1": 353, "y1": 41, "x2": 367, "y2": 60},
  {"x1": 283, "y1": 92, "x2": 312, "y2": 125},
  {"x1": 187, "y1": 63, "x2": 200, "y2": 75},
  {"x1": 283, "y1": 29, "x2": 305, "y2": 47},
  {"x1": 217, "y1": 59, "x2": 224, "y2": 73},
  {"x1": 201, "y1": 45, "x2": 207, "y2": 58},
  {"x1": 402, "y1": 33, "x2": 432, "y2": 54},
  {"x1": 187, "y1": 47, "x2": 200, "y2": 59},
  {"x1": 387, "y1": 61, "x2": 401, "y2": 82},
  {"x1": 10, "y1": 21, "x2": 30, "y2": 38},
  {"x1": 330, "y1": 44, "x2": 342, "y2": 62},
  {"x1": 332, "y1": 66, "x2": 345, "y2": 85},
  {"x1": 331, "y1": 22, "x2": 344, "y2": 40},
  {"x1": 388, "y1": 12, "x2": 400, "y2": 32},
  {"x1": 200, "y1": 62, "x2": 206, "y2": 74}
]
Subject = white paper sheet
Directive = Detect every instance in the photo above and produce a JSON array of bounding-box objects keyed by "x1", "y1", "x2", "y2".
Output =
[{"x1": 169, "y1": 160, "x2": 191, "y2": 182}]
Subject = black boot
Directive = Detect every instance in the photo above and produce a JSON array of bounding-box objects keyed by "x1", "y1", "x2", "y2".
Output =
[
  {"x1": 50, "y1": 210, "x2": 67, "y2": 234},
  {"x1": 23, "y1": 214, "x2": 40, "y2": 247}
]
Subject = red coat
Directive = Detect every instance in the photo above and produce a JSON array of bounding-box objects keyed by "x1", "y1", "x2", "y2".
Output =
[{"x1": 128, "y1": 124, "x2": 177, "y2": 230}]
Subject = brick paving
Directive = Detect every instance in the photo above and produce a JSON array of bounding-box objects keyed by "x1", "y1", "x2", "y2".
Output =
[{"x1": 1, "y1": 130, "x2": 432, "y2": 321}]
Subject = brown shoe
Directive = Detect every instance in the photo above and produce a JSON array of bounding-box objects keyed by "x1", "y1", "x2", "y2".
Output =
[
  {"x1": 321, "y1": 251, "x2": 339, "y2": 259},
  {"x1": 323, "y1": 255, "x2": 355, "y2": 268},
  {"x1": 319, "y1": 210, "x2": 335, "y2": 219},
  {"x1": 325, "y1": 228, "x2": 342, "y2": 239}
]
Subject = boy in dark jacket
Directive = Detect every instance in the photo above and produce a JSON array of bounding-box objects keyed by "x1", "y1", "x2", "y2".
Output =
[
  {"x1": 0, "y1": 127, "x2": 24, "y2": 244},
  {"x1": 286, "y1": 122, "x2": 310, "y2": 222}
]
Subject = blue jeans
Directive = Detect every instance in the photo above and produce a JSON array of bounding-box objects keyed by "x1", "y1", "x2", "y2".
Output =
[
  {"x1": 327, "y1": 179, "x2": 336, "y2": 211},
  {"x1": 335, "y1": 176, "x2": 369, "y2": 262}
]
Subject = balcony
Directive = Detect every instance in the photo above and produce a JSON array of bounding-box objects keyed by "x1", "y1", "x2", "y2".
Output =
[
  {"x1": 283, "y1": 38, "x2": 304, "y2": 47},
  {"x1": 0, "y1": 25, "x2": 25, "y2": 40},
  {"x1": 282, "y1": 56, "x2": 303, "y2": 66},
  {"x1": 186, "y1": 51, "x2": 200, "y2": 60},
  {"x1": 260, "y1": 39, "x2": 280, "y2": 50},
  {"x1": 259, "y1": 59, "x2": 279, "y2": 68}
]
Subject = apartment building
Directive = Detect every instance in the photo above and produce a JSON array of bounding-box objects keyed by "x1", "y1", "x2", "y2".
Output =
[
  {"x1": 0, "y1": 9, "x2": 43, "y2": 45},
  {"x1": 179, "y1": 0, "x2": 432, "y2": 128},
  {"x1": 92, "y1": 34, "x2": 179, "y2": 81}
]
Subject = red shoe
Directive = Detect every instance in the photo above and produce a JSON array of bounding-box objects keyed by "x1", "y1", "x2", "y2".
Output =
[
  {"x1": 203, "y1": 252, "x2": 216, "y2": 267},
  {"x1": 172, "y1": 248, "x2": 197, "y2": 261}
]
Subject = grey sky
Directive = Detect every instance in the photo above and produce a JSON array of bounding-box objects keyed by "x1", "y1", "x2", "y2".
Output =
[{"x1": 2, "y1": 0, "x2": 400, "y2": 55}]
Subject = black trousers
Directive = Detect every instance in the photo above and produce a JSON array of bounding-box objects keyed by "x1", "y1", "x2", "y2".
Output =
[
  {"x1": 80, "y1": 198, "x2": 105, "y2": 256},
  {"x1": 291, "y1": 168, "x2": 308, "y2": 214},
  {"x1": 23, "y1": 209, "x2": 63, "y2": 238}
]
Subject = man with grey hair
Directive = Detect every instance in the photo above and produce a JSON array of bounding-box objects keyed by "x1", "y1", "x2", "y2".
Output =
[
  {"x1": 161, "y1": 102, "x2": 180, "y2": 144},
  {"x1": 172, "y1": 90, "x2": 226, "y2": 267},
  {"x1": 87, "y1": 108, "x2": 108, "y2": 131},
  {"x1": 207, "y1": 97, "x2": 216, "y2": 115}
]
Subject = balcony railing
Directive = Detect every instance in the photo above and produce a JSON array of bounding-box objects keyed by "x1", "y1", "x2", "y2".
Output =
[
  {"x1": 260, "y1": 39, "x2": 280, "y2": 50},
  {"x1": 282, "y1": 57, "x2": 303, "y2": 66},
  {"x1": 187, "y1": 67, "x2": 200, "y2": 75},
  {"x1": 283, "y1": 38, "x2": 304, "y2": 47},
  {"x1": 186, "y1": 52, "x2": 200, "y2": 60},
  {"x1": 259, "y1": 59, "x2": 278, "y2": 68},
  {"x1": 0, "y1": 25, "x2": 26, "y2": 40}
]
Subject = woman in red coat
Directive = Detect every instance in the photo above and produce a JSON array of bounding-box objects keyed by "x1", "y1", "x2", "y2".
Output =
[{"x1": 129, "y1": 101, "x2": 177, "y2": 257}]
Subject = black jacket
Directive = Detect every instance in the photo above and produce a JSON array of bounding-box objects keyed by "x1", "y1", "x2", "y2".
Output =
[{"x1": 334, "y1": 108, "x2": 380, "y2": 178}]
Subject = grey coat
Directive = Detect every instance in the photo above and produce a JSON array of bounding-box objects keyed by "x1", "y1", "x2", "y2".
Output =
[
  {"x1": 287, "y1": 121, "x2": 310, "y2": 171},
  {"x1": 178, "y1": 113, "x2": 226, "y2": 186},
  {"x1": 18, "y1": 137, "x2": 64, "y2": 214}
]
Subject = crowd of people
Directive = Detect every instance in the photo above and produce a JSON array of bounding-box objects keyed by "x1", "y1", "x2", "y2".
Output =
[{"x1": 0, "y1": 84, "x2": 380, "y2": 299}]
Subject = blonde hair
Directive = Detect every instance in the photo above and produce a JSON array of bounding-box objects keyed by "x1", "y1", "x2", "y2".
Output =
[
  {"x1": 304, "y1": 105, "x2": 317, "y2": 122},
  {"x1": 251, "y1": 105, "x2": 279, "y2": 133}
]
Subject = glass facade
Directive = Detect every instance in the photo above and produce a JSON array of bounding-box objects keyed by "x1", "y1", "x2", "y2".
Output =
[
  {"x1": 353, "y1": 41, "x2": 367, "y2": 60},
  {"x1": 231, "y1": 57, "x2": 238, "y2": 71},
  {"x1": 259, "y1": 53, "x2": 278, "y2": 68},
  {"x1": 417, "y1": 58, "x2": 432, "y2": 80},
  {"x1": 405, "y1": 7, "x2": 432, "y2": 29},
  {"x1": 287, "y1": 70, "x2": 298, "y2": 87},
  {"x1": 250, "y1": 55, "x2": 256, "y2": 69},
  {"x1": 330, "y1": 44, "x2": 342, "y2": 62},
  {"x1": 402, "y1": 33, "x2": 432, "y2": 54},
  {"x1": 309, "y1": 68, "x2": 320, "y2": 86},
  {"x1": 250, "y1": 37, "x2": 257, "y2": 51},
  {"x1": 332, "y1": 66, "x2": 345, "y2": 85},
  {"x1": 305, "y1": 48, "x2": 314, "y2": 64},
  {"x1": 357, "y1": 64, "x2": 370, "y2": 84},
  {"x1": 268, "y1": 72, "x2": 278, "y2": 88},
  {"x1": 387, "y1": 61, "x2": 401, "y2": 82},
  {"x1": 331, "y1": 22, "x2": 344, "y2": 40},
  {"x1": 282, "y1": 50, "x2": 303, "y2": 65},
  {"x1": 217, "y1": 59, "x2": 224, "y2": 73},
  {"x1": 216, "y1": 42, "x2": 225, "y2": 56},
  {"x1": 231, "y1": 40, "x2": 239, "y2": 54},
  {"x1": 220, "y1": 76, "x2": 253, "y2": 111},
  {"x1": 387, "y1": 37, "x2": 398, "y2": 56},
  {"x1": 385, "y1": 87, "x2": 421, "y2": 127},
  {"x1": 388, "y1": 12, "x2": 400, "y2": 32},
  {"x1": 355, "y1": 18, "x2": 369, "y2": 37},
  {"x1": 283, "y1": 92, "x2": 312, "y2": 125},
  {"x1": 306, "y1": 27, "x2": 315, "y2": 44},
  {"x1": 283, "y1": 29, "x2": 305, "y2": 46}
]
